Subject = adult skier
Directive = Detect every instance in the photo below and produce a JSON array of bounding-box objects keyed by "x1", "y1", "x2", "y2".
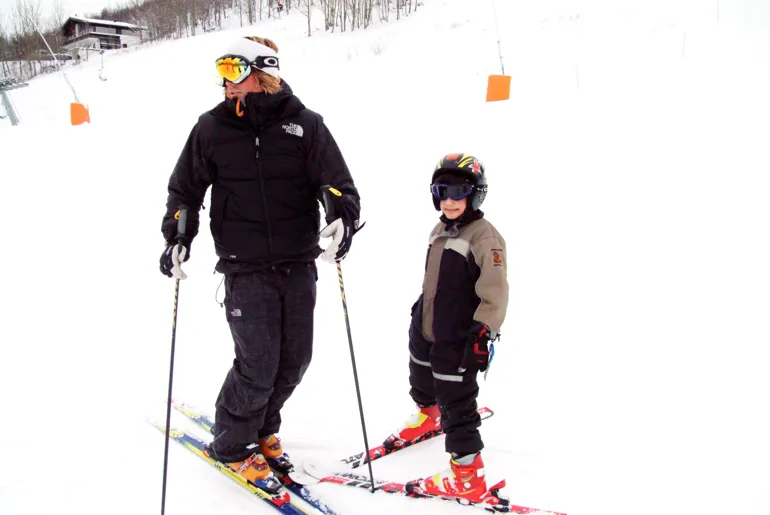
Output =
[{"x1": 159, "y1": 36, "x2": 362, "y2": 485}]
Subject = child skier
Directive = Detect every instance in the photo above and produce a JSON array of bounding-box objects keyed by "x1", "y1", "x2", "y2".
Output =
[{"x1": 384, "y1": 153, "x2": 509, "y2": 504}]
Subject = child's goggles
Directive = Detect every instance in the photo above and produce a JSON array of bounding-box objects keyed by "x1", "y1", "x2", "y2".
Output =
[
  {"x1": 431, "y1": 183, "x2": 474, "y2": 201},
  {"x1": 215, "y1": 55, "x2": 280, "y2": 85}
]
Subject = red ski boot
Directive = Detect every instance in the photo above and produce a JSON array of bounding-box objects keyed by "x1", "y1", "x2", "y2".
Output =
[
  {"x1": 383, "y1": 404, "x2": 441, "y2": 450},
  {"x1": 405, "y1": 452, "x2": 491, "y2": 503}
]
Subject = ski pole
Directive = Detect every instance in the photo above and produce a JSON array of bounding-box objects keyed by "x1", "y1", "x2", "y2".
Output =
[
  {"x1": 335, "y1": 261, "x2": 376, "y2": 492},
  {"x1": 320, "y1": 186, "x2": 375, "y2": 492},
  {"x1": 161, "y1": 208, "x2": 187, "y2": 515}
]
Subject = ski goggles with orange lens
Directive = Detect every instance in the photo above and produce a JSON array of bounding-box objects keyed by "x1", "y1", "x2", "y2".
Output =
[
  {"x1": 431, "y1": 183, "x2": 474, "y2": 201},
  {"x1": 215, "y1": 55, "x2": 280, "y2": 85}
]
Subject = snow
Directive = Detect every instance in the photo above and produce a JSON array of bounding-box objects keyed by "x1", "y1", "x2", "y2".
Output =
[{"x1": 1, "y1": 1, "x2": 769, "y2": 515}]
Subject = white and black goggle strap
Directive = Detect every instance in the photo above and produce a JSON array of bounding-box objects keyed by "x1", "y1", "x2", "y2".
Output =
[{"x1": 253, "y1": 55, "x2": 280, "y2": 71}]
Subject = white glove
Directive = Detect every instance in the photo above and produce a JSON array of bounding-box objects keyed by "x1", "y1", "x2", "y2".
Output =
[
  {"x1": 171, "y1": 245, "x2": 188, "y2": 279},
  {"x1": 161, "y1": 243, "x2": 188, "y2": 280},
  {"x1": 319, "y1": 219, "x2": 345, "y2": 264}
]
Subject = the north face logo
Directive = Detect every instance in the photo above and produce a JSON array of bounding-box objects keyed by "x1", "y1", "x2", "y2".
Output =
[
  {"x1": 230, "y1": 308, "x2": 242, "y2": 317},
  {"x1": 283, "y1": 123, "x2": 304, "y2": 137}
]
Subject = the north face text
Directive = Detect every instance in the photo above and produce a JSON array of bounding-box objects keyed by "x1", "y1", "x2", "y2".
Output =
[{"x1": 282, "y1": 123, "x2": 304, "y2": 137}]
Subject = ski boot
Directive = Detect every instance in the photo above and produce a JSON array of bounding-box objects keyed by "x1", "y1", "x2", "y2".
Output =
[
  {"x1": 204, "y1": 446, "x2": 283, "y2": 494},
  {"x1": 259, "y1": 434, "x2": 293, "y2": 475},
  {"x1": 383, "y1": 403, "x2": 441, "y2": 450},
  {"x1": 405, "y1": 452, "x2": 509, "y2": 509}
]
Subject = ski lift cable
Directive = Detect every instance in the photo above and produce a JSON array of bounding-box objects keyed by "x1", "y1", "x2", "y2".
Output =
[{"x1": 490, "y1": 0, "x2": 504, "y2": 75}]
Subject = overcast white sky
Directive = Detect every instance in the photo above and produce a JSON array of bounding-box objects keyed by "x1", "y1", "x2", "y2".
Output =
[{"x1": 0, "y1": 0, "x2": 111, "y2": 24}]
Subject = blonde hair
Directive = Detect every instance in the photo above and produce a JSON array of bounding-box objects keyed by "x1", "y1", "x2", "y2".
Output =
[{"x1": 246, "y1": 36, "x2": 281, "y2": 95}]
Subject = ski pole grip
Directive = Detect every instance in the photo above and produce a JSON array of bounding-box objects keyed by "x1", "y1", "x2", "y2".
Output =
[
  {"x1": 320, "y1": 185, "x2": 342, "y2": 220},
  {"x1": 176, "y1": 208, "x2": 188, "y2": 241},
  {"x1": 320, "y1": 186, "x2": 333, "y2": 215}
]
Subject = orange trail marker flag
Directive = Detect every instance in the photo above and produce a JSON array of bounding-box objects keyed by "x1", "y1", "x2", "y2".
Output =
[
  {"x1": 486, "y1": 0, "x2": 511, "y2": 102},
  {"x1": 70, "y1": 103, "x2": 91, "y2": 125},
  {"x1": 487, "y1": 75, "x2": 511, "y2": 102}
]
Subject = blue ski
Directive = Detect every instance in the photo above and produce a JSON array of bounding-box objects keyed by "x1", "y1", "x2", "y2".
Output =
[
  {"x1": 172, "y1": 401, "x2": 341, "y2": 515},
  {"x1": 151, "y1": 421, "x2": 309, "y2": 514}
]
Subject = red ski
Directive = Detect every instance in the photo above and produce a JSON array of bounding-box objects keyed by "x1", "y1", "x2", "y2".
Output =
[
  {"x1": 303, "y1": 468, "x2": 565, "y2": 515},
  {"x1": 340, "y1": 406, "x2": 494, "y2": 469}
]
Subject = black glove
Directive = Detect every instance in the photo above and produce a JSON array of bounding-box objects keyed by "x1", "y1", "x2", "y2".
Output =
[
  {"x1": 319, "y1": 186, "x2": 364, "y2": 263},
  {"x1": 320, "y1": 217, "x2": 365, "y2": 263},
  {"x1": 159, "y1": 240, "x2": 191, "y2": 278},
  {"x1": 461, "y1": 322, "x2": 496, "y2": 373}
]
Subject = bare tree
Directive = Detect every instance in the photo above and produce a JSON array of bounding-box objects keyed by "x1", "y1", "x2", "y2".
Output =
[
  {"x1": 348, "y1": 0, "x2": 359, "y2": 30},
  {"x1": 319, "y1": 0, "x2": 336, "y2": 31},
  {"x1": 48, "y1": 0, "x2": 65, "y2": 29},
  {"x1": 189, "y1": 0, "x2": 196, "y2": 36},
  {"x1": 363, "y1": 0, "x2": 373, "y2": 28},
  {"x1": 297, "y1": 0, "x2": 312, "y2": 37},
  {"x1": 14, "y1": 0, "x2": 42, "y2": 36},
  {"x1": 0, "y1": 8, "x2": 8, "y2": 64},
  {"x1": 339, "y1": 0, "x2": 347, "y2": 31},
  {"x1": 13, "y1": 0, "x2": 42, "y2": 73},
  {"x1": 377, "y1": 0, "x2": 389, "y2": 22},
  {"x1": 6, "y1": 0, "x2": 42, "y2": 78},
  {"x1": 43, "y1": 0, "x2": 66, "y2": 50}
]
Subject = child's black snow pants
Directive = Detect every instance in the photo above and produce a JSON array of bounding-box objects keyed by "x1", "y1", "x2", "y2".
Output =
[{"x1": 407, "y1": 300, "x2": 483, "y2": 456}]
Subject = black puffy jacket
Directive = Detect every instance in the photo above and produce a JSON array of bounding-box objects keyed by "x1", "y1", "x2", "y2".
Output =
[{"x1": 161, "y1": 81, "x2": 360, "y2": 273}]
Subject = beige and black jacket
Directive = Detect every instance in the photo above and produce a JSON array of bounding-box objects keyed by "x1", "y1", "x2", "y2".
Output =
[{"x1": 413, "y1": 216, "x2": 509, "y2": 346}]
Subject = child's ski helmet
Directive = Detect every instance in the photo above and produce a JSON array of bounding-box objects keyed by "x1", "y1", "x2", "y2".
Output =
[{"x1": 431, "y1": 153, "x2": 488, "y2": 211}]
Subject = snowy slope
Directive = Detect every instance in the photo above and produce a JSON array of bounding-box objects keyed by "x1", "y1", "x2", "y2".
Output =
[{"x1": 1, "y1": 1, "x2": 770, "y2": 515}]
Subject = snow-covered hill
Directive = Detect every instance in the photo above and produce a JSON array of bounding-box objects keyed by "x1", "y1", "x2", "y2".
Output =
[{"x1": 1, "y1": 1, "x2": 769, "y2": 515}]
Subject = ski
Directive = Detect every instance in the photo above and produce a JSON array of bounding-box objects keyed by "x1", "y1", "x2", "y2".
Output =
[
  {"x1": 302, "y1": 469, "x2": 565, "y2": 514},
  {"x1": 339, "y1": 406, "x2": 495, "y2": 469},
  {"x1": 151, "y1": 422, "x2": 310, "y2": 515},
  {"x1": 172, "y1": 402, "x2": 341, "y2": 515}
]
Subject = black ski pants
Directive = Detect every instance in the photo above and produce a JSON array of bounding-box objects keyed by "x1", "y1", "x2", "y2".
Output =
[
  {"x1": 407, "y1": 304, "x2": 483, "y2": 456},
  {"x1": 209, "y1": 262, "x2": 317, "y2": 463}
]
